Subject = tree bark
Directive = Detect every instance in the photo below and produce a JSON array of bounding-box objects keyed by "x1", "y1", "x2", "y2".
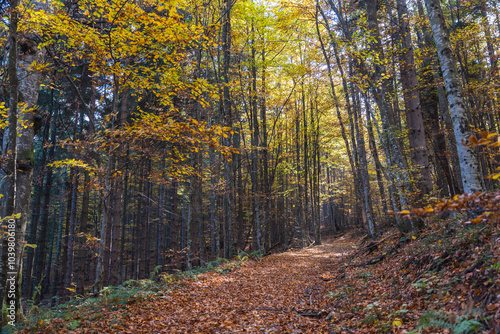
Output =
[
  {"x1": 424, "y1": 0, "x2": 483, "y2": 193},
  {"x1": 396, "y1": 0, "x2": 433, "y2": 195},
  {"x1": 24, "y1": 111, "x2": 51, "y2": 299},
  {"x1": 0, "y1": 0, "x2": 45, "y2": 321}
]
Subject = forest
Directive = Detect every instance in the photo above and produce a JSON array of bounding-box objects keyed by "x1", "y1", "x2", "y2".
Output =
[{"x1": 1, "y1": 0, "x2": 500, "y2": 332}]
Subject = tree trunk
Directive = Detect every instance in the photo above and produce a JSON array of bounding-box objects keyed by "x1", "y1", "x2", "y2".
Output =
[
  {"x1": 76, "y1": 171, "x2": 90, "y2": 295},
  {"x1": 64, "y1": 169, "x2": 79, "y2": 294},
  {"x1": 24, "y1": 110, "x2": 51, "y2": 299},
  {"x1": 365, "y1": 100, "x2": 389, "y2": 219},
  {"x1": 119, "y1": 167, "x2": 129, "y2": 283},
  {"x1": 0, "y1": 0, "x2": 45, "y2": 320},
  {"x1": 396, "y1": 0, "x2": 433, "y2": 196},
  {"x1": 352, "y1": 87, "x2": 375, "y2": 236},
  {"x1": 424, "y1": 0, "x2": 483, "y2": 193},
  {"x1": 51, "y1": 195, "x2": 66, "y2": 306},
  {"x1": 222, "y1": 0, "x2": 235, "y2": 258},
  {"x1": 32, "y1": 110, "x2": 57, "y2": 302}
]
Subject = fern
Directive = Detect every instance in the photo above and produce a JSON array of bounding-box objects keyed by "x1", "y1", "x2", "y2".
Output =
[
  {"x1": 410, "y1": 309, "x2": 484, "y2": 334},
  {"x1": 422, "y1": 319, "x2": 452, "y2": 330},
  {"x1": 452, "y1": 319, "x2": 482, "y2": 334},
  {"x1": 150, "y1": 265, "x2": 163, "y2": 279}
]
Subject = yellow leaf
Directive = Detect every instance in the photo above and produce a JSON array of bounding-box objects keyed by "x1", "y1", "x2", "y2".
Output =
[
  {"x1": 400, "y1": 210, "x2": 410, "y2": 215},
  {"x1": 424, "y1": 206, "x2": 434, "y2": 212},
  {"x1": 411, "y1": 235, "x2": 416, "y2": 240},
  {"x1": 392, "y1": 318, "x2": 403, "y2": 327}
]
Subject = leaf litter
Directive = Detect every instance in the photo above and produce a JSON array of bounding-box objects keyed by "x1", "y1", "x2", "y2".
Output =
[{"x1": 20, "y1": 218, "x2": 500, "y2": 333}]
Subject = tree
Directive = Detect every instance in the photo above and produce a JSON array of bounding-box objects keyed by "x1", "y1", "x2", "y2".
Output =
[
  {"x1": 396, "y1": 0, "x2": 433, "y2": 196},
  {"x1": 0, "y1": 0, "x2": 46, "y2": 324},
  {"x1": 424, "y1": 0, "x2": 483, "y2": 193}
]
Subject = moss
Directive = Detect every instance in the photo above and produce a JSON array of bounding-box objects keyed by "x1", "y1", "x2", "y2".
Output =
[{"x1": 18, "y1": 149, "x2": 35, "y2": 170}]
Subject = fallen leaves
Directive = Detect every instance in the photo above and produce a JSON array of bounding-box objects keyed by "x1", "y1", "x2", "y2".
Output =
[{"x1": 19, "y1": 223, "x2": 500, "y2": 333}]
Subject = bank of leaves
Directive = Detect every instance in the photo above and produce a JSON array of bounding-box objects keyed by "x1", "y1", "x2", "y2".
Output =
[
  {"x1": 16, "y1": 253, "x2": 259, "y2": 333},
  {"x1": 324, "y1": 203, "x2": 499, "y2": 333}
]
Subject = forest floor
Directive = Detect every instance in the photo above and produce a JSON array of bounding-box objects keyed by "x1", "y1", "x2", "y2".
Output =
[{"x1": 19, "y1": 218, "x2": 500, "y2": 333}]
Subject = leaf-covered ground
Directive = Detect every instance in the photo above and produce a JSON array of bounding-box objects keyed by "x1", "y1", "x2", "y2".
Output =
[{"x1": 20, "y1": 219, "x2": 500, "y2": 333}]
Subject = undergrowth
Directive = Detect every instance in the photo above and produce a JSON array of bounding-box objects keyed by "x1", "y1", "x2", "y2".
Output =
[
  {"x1": 325, "y1": 207, "x2": 499, "y2": 333},
  {"x1": 409, "y1": 309, "x2": 485, "y2": 334}
]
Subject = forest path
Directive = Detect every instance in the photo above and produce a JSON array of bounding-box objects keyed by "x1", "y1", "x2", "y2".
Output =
[{"x1": 89, "y1": 235, "x2": 357, "y2": 333}]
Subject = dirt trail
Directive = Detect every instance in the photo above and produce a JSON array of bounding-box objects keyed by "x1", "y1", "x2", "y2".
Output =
[{"x1": 83, "y1": 236, "x2": 357, "y2": 333}]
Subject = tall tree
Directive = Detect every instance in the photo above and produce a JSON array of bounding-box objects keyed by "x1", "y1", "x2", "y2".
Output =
[
  {"x1": 0, "y1": 0, "x2": 46, "y2": 323},
  {"x1": 396, "y1": 0, "x2": 433, "y2": 196},
  {"x1": 424, "y1": 0, "x2": 483, "y2": 193}
]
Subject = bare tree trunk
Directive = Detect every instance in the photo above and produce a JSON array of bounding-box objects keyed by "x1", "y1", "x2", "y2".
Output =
[
  {"x1": 261, "y1": 48, "x2": 271, "y2": 252},
  {"x1": 58, "y1": 172, "x2": 72, "y2": 299},
  {"x1": 157, "y1": 160, "x2": 164, "y2": 268},
  {"x1": 416, "y1": 0, "x2": 462, "y2": 195},
  {"x1": 108, "y1": 92, "x2": 128, "y2": 286},
  {"x1": 119, "y1": 167, "x2": 129, "y2": 283},
  {"x1": 171, "y1": 179, "x2": 179, "y2": 260},
  {"x1": 76, "y1": 171, "x2": 90, "y2": 295},
  {"x1": 51, "y1": 194, "x2": 65, "y2": 306},
  {"x1": 0, "y1": 0, "x2": 20, "y2": 321},
  {"x1": 64, "y1": 166, "x2": 79, "y2": 295},
  {"x1": 352, "y1": 87, "x2": 375, "y2": 236},
  {"x1": 32, "y1": 111, "x2": 57, "y2": 303},
  {"x1": 222, "y1": 0, "x2": 235, "y2": 258},
  {"x1": 396, "y1": 0, "x2": 433, "y2": 195},
  {"x1": 24, "y1": 111, "x2": 51, "y2": 299},
  {"x1": 295, "y1": 109, "x2": 304, "y2": 245},
  {"x1": 365, "y1": 100, "x2": 388, "y2": 219},
  {"x1": 186, "y1": 185, "x2": 193, "y2": 270},
  {"x1": 250, "y1": 21, "x2": 263, "y2": 251},
  {"x1": 301, "y1": 83, "x2": 309, "y2": 243},
  {"x1": 95, "y1": 87, "x2": 119, "y2": 290},
  {"x1": 209, "y1": 148, "x2": 218, "y2": 259},
  {"x1": 425, "y1": 0, "x2": 483, "y2": 193},
  {"x1": 143, "y1": 160, "x2": 151, "y2": 277},
  {"x1": 0, "y1": 0, "x2": 45, "y2": 321},
  {"x1": 313, "y1": 100, "x2": 321, "y2": 245}
]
